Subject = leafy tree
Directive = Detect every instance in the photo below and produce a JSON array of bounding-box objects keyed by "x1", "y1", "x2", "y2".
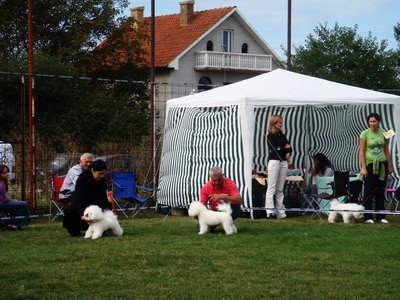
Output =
[
  {"x1": 395, "y1": 23, "x2": 400, "y2": 48},
  {"x1": 0, "y1": 0, "x2": 152, "y2": 151},
  {"x1": 0, "y1": 0, "x2": 130, "y2": 68},
  {"x1": 291, "y1": 22, "x2": 399, "y2": 90},
  {"x1": 34, "y1": 75, "x2": 150, "y2": 151}
]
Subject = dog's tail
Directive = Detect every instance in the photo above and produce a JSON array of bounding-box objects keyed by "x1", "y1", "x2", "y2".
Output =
[{"x1": 217, "y1": 202, "x2": 232, "y2": 214}]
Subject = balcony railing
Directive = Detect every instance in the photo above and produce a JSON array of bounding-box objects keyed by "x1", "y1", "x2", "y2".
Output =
[{"x1": 195, "y1": 51, "x2": 273, "y2": 72}]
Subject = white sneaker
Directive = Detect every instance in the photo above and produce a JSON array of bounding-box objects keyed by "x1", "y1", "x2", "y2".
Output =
[
  {"x1": 277, "y1": 214, "x2": 287, "y2": 219},
  {"x1": 365, "y1": 219, "x2": 374, "y2": 224},
  {"x1": 380, "y1": 219, "x2": 389, "y2": 224}
]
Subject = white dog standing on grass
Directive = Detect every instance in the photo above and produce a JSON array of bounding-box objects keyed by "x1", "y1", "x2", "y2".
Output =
[
  {"x1": 328, "y1": 199, "x2": 365, "y2": 223},
  {"x1": 188, "y1": 201, "x2": 237, "y2": 235},
  {"x1": 83, "y1": 205, "x2": 123, "y2": 239}
]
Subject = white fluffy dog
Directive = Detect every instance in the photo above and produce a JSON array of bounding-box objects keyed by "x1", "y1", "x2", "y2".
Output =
[
  {"x1": 328, "y1": 199, "x2": 365, "y2": 223},
  {"x1": 83, "y1": 205, "x2": 123, "y2": 239},
  {"x1": 188, "y1": 201, "x2": 237, "y2": 235}
]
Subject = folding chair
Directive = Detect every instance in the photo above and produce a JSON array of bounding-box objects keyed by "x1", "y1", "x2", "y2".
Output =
[
  {"x1": 107, "y1": 191, "x2": 129, "y2": 218},
  {"x1": 111, "y1": 172, "x2": 159, "y2": 218},
  {"x1": 386, "y1": 188, "x2": 399, "y2": 212},
  {"x1": 331, "y1": 171, "x2": 351, "y2": 201},
  {"x1": 302, "y1": 192, "x2": 323, "y2": 220},
  {"x1": 49, "y1": 174, "x2": 69, "y2": 221},
  {"x1": 347, "y1": 178, "x2": 363, "y2": 203},
  {"x1": 315, "y1": 175, "x2": 334, "y2": 213},
  {"x1": 316, "y1": 171, "x2": 352, "y2": 212}
]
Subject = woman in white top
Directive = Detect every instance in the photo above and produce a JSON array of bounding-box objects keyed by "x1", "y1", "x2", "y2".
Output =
[
  {"x1": 310, "y1": 153, "x2": 334, "y2": 180},
  {"x1": 303, "y1": 153, "x2": 334, "y2": 208}
]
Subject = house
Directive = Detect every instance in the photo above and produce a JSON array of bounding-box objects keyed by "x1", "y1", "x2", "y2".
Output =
[{"x1": 128, "y1": 1, "x2": 282, "y2": 129}]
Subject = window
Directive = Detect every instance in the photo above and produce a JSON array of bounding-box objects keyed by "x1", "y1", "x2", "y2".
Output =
[
  {"x1": 222, "y1": 30, "x2": 233, "y2": 52},
  {"x1": 206, "y1": 40, "x2": 213, "y2": 51},
  {"x1": 241, "y1": 43, "x2": 248, "y2": 53},
  {"x1": 198, "y1": 76, "x2": 213, "y2": 92}
]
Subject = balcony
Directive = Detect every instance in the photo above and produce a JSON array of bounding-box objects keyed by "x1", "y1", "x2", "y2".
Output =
[{"x1": 195, "y1": 51, "x2": 273, "y2": 72}]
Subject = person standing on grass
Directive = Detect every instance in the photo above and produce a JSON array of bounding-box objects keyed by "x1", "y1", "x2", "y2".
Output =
[
  {"x1": 59, "y1": 152, "x2": 93, "y2": 203},
  {"x1": 265, "y1": 114, "x2": 292, "y2": 219},
  {"x1": 62, "y1": 159, "x2": 112, "y2": 236},
  {"x1": 359, "y1": 112, "x2": 393, "y2": 224},
  {"x1": 0, "y1": 164, "x2": 30, "y2": 230}
]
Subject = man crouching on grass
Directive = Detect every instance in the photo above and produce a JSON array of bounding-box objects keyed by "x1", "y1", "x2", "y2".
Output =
[{"x1": 197, "y1": 166, "x2": 242, "y2": 232}]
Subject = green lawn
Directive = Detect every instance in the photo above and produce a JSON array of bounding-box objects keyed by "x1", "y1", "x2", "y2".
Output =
[{"x1": 1, "y1": 212, "x2": 400, "y2": 299}]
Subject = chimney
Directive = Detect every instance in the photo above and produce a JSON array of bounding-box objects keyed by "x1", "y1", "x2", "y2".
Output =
[
  {"x1": 130, "y1": 6, "x2": 144, "y2": 28},
  {"x1": 180, "y1": 1, "x2": 194, "y2": 26}
]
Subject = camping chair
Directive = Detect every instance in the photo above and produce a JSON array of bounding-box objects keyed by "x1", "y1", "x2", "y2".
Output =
[
  {"x1": 386, "y1": 188, "x2": 399, "y2": 213},
  {"x1": 49, "y1": 174, "x2": 69, "y2": 221},
  {"x1": 347, "y1": 176, "x2": 363, "y2": 203},
  {"x1": 331, "y1": 171, "x2": 351, "y2": 201},
  {"x1": 301, "y1": 190, "x2": 323, "y2": 220},
  {"x1": 315, "y1": 171, "x2": 351, "y2": 212},
  {"x1": 315, "y1": 175, "x2": 334, "y2": 214},
  {"x1": 107, "y1": 191, "x2": 129, "y2": 219},
  {"x1": 111, "y1": 172, "x2": 159, "y2": 218}
]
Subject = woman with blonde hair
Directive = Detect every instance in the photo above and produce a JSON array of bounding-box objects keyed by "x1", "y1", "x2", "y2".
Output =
[{"x1": 265, "y1": 115, "x2": 292, "y2": 219}]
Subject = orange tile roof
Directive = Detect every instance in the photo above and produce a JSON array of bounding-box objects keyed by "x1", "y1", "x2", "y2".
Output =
[{"x1": 134, "y1": 7, "x2": 235, "y2": 68}]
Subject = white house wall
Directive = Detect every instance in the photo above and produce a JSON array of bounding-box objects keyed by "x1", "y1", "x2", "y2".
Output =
[{"x1": 168, "y1": 15, "x2": 279, "y2": 89}]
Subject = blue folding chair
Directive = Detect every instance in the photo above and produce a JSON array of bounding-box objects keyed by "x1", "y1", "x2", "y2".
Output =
[{"x1": 111, "y1": 172, "x2": 158, "y2": 218}]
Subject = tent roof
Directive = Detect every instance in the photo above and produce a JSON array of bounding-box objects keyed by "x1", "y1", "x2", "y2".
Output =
[{"x1": 167, "y1": 69, "x2": 400, "y2": 108}]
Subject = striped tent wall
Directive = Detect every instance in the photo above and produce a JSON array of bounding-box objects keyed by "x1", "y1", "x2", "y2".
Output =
[
  {"x1": 158, "y1": 105, "x2": 246, "y2": 207},
  {"x1": 306, "y1": 104, "x2": 397, "y2": 177},
  {"x1": 253, "y1": 105, "x2": 309, "y2": 174},
  {"x1": 159, "y1": 103, "x2": 398, "y2": 209},
  {"x1": 253, "y1": 104, "x2": 399, "y2": 193}
]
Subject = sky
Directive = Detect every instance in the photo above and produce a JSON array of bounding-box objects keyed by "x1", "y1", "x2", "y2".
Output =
[{"x1": 124, "y1": 0, "x2": 400, "y2": 59}]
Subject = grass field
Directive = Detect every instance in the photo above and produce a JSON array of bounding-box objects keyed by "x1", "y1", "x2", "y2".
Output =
[{"x1": 1, "y1": 212, "x2": 400, "y2": 299}]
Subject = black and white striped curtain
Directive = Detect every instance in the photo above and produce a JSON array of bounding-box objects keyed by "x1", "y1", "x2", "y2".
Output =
[
  {"x1": 253, "y1": 103, "x2": 398, "y2": 187},
  {"x1": 158, "y1": 105, "x2": 246, "y2": 207},
  {"x1": 159, "y1": 103, "x2": 398, "y2": 208}
]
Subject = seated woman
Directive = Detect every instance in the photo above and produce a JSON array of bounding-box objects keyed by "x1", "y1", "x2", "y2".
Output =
[
  {"x1": 310, "y1": 153, "x2": 334, "y2": 182},
  {"x1": 0, "y1": 164, "x2": 30, "y2": 230},
  {"x1": 302, "y1": 153, "x2": 334, "y2": 210},
  {"x1": 62, "y1": 159, "x2": 112, "y2": 236}
]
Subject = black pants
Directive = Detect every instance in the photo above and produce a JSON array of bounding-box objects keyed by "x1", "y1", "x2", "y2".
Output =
[
  {"x1": 62, "y1": 205, "x2": 89, "y2": 236},
  {"x1": 363, "y1": 163, "x2": 387, "y2": 221}
]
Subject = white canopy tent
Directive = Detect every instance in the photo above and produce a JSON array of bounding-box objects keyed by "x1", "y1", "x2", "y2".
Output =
[{"x1": 157, "y1": 69, "x2": 400, "y2": 210}]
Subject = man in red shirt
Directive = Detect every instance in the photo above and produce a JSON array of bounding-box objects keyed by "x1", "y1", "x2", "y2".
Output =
[{"x1": 200, "y1": 166, "x2": 242, "y2": 220}]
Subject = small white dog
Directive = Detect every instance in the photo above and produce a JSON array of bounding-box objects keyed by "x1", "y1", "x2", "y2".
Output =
[
  {"x1": 188, "y1": 201, "x2": 237, "y2": 235},
  {"x1": 328, "y1": 199, "x2": 365, "y2": 223},
  {"x1": 83, "y1": 205, "x2": 123, "y2": 239}
]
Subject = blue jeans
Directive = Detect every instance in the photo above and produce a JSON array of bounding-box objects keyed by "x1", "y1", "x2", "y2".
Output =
[{"x1": 0, "y1": 200, "x2": 30, "y2": 227}]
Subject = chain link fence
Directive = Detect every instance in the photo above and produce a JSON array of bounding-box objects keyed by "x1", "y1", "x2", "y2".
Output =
[{"x1": 0, "y1": 73, "x2": 206, "y2": 216}]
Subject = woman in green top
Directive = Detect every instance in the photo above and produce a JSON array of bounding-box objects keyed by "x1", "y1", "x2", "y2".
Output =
[{"x1": 359, "y1": 113, "x2": 393, "y2": 224}]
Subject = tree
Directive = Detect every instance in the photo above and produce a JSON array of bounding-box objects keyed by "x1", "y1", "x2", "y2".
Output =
[
  {"x1": 0, "y1": 0, "x2": 130, "y2": 68},
  {"x1": 0, "y1": 0, "x2": 152, "y2": 150},
  {"x1": 395, "y1": 23, "x2": 400, "y2": 48},
  {"x1": 291, "y1": 22, "x2": 399, "y2": 90}
]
